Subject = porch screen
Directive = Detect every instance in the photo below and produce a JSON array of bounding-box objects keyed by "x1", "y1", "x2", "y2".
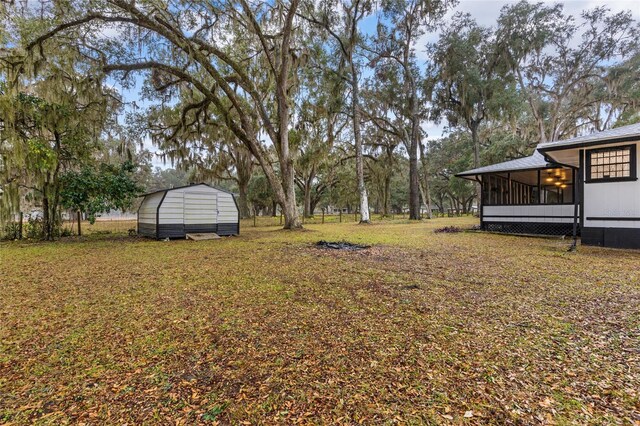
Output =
[{"x1": 482, "y1": 169, "x2": 574, "y2": 205}]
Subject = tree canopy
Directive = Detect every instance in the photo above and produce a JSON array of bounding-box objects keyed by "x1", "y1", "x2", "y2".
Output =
[{"x1": 1, "y1": 0, "x2": 638, "y2": 237}]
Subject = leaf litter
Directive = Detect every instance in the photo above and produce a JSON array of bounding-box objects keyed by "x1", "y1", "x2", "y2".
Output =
[{"x1": 1, "y1": 217, "x2": 639, "y2": 424}]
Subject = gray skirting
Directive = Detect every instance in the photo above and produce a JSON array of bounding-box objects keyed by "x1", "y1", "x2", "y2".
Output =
[
  {"x1": 141, "y1": 222, "x2": 239, "y2": 239},
  {"x1": 138, "y1": 223, "x2": 156, "y2": 238},
  {"x1": 217, "y1": 223, "x2": 239, "y2": 236},
  {"x1": 482, "y1": 221, "x2": 577, "y2": 236},
  {"x1": 582, "y1": 227, "x2": 640, "y2": 249}
]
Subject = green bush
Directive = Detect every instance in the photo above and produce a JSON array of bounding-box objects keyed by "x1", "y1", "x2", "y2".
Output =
[
  {"x1": 2, "y1": 222, "x2": 21, "y2": 240},
  {"x1": 24, "y1": 217, "x2": 44, "y2": 239}
]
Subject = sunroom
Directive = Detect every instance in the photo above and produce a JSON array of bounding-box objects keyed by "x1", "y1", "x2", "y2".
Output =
[{"x1": 456, "y1": 150, "x2": 578, "y2": 235}]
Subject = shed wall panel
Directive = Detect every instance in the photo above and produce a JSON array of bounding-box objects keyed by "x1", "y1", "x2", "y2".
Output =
[
  {"x1": 158, "y1": 224, "x2": 186, "y2": 239},
  {"x1": 139, "y1": 184, "x2": 239, "y2": 238},
  {"x1": 138, "y1": 222, "x2": 157, "y2": 238},
  {"x1": 217, "y1": 222, "x2": 239, "y2": 236},
  {"x1": 158, "y1": 191, "x2": 184, "y2": 224},
  {"x1": 138, "y1": 192, "x2": 163, "y2": 224},
  {"x1": 217, "y1": 192, "x2": 239, "y2": 222},
  {"x1": 184, "y1": 190, "x2": 217, "y2": 225}
]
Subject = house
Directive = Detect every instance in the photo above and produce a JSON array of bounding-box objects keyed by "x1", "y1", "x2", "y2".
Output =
[
  {"x1": 137, "y1": 183, "x2": 239, "y2": 239},
  {"x1": 456, "y1": 123, "x2": 640, "y2": 249}
]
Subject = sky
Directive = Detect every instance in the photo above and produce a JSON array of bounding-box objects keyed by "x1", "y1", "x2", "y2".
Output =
[
  {"x1": 419, "y1": 0, "x2": 640, "y2": 143},
  {"x1": 126, "y1": 0, "x2": 640, "y2": 169}
]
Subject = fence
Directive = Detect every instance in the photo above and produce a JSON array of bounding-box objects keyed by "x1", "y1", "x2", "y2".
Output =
[
  {"x1": 241, "y1": 210, "x2": 475, "y2": 228},
  {"x1": 2, "y1": 210, "x2": 476, "y2": 240}
]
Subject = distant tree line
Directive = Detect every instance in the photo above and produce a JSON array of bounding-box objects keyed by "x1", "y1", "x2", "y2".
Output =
[{"x1": 1, "y1": 0, "x2": 638, "y2": 237}]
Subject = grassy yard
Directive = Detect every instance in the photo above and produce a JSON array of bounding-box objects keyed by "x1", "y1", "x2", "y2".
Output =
[{"x1": 1, "y1": 218, "x2": 639, "y2": 424}]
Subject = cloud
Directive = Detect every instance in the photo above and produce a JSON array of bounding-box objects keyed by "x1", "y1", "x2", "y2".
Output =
[{"x1": 416, "y1": 0, "x2": 639, "y2": 60}]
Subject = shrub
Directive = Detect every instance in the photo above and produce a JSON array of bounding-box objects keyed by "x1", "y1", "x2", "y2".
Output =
[
  {"x1": 2, "y1": 222, "x2": 21, "y2": 240},
  {"x1": 434, "y1": 226, "x2": 463, "y2": 233},
  {"x1": 24, "y1": 217, "x2": 44, "y2": 239}
]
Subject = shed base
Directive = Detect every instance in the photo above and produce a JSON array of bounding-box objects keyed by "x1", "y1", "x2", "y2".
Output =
[{"x1": 186, "y1": 233, "x2": 221, "y2": 241}]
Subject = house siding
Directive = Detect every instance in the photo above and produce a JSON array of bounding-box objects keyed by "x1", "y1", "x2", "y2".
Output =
[
  {"x1": 583, "y1": 141, "x2": 640, "y2": 229},
  {"x1": 483, "y1": 205, "x2": 576, "y2": 223},
  {"x1": 581, "y1": 141, "x2": 640, "y2": 249},
  {"x1": 481, "y1": 205, "x2": 578, "y2": 235}
]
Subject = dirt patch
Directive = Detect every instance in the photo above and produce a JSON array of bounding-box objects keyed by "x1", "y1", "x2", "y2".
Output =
[{"x1": 315, "y1": 240, "x2": 371, "y2": 251}]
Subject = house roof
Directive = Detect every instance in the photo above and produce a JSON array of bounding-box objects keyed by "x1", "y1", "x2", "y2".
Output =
[
  {"x1": 456, "y1": 150, "x2": 555, "y2": 178},
  {"x1": 457, "y1": 123, "x2": 640, "y2": 178},
  {"x1": 140, "y1": 183, "x2": 236, "y2": 197},
  {"x1": 538, "y1": 122, "x2": 640, "y2": 152}
]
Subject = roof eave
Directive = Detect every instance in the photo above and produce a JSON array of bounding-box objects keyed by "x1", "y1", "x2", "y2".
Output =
[
  {"x1": 454, "y1": 172, "x2": 480, "y2": 180},
  {"x1": 139, "y1": 182, "x2": 236, "y2": 197},
  {"x1": 455, "y1": 163, "x2": 560, "y2": 178},
  {"x1": 538, "y1": 134, "x2": 640, "y2": 153}
]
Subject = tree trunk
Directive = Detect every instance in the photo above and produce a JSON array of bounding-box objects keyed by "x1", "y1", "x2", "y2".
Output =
[
  {"x1": 77, "y1": 211, "x2": 82, "y2": 236},
  {"x1": 471, "y1": 122, "x2": 481, "y2": 210},
  {"x1": 42, "y1": 195, "x2": 52, "y2": 241},
  {"x1": 303, "y1": 185, "x2": 312, "y2": 218},
  {"x1": 274, "y1": 11, "x2": 301, "y2": 230},
  {"x1": 351, "y1": 68, "x2": 370, "y2": 223},
  {"x1": 252, "y1": 150, "x2": 300, "y2": 228},
  {"x1": 403, "y1": 27, "x2": 421, "y2": 221},
  {"x1": 408, "y1": 113, "x2": 421, "y2": 220},
  {"x1": 303, "y1": 172, "x2": 315, "y2": 218},
  {"x1": 42, "y1": 132, "x2": 62, "y2": 241},
  {"x1": 310, "y1": 198, "x2": 319, "y2": 217},
  {"x1": 237, "y1": 179, "x2": 250, "y2": 219},
  {"x1": 418, "y1": 141, "x2": 433, "y2": 219},
  {"x1": 278, "y1": 155, "x2": 300, "y2": 228},
  {"x1": 383, "y1": 174, "x2": 391, "y2": 216},
  {"x1": 282, "y1": 167, "x2": 300, "y2": 227}
]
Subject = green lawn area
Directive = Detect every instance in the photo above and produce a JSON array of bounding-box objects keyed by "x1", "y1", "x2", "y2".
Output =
[{"x1": 1, "y1": 218, "x2": 639, "y2": 424}]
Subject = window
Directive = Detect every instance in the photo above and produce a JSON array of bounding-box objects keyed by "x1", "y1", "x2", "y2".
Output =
[{"x1": 586, "y1": 145, "x2": 637, "y2": 183}]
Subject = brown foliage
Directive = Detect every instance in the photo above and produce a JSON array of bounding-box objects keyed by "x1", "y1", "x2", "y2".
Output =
[{"x1": 1, "y1": 218, "x2": 639, "y2": 424}]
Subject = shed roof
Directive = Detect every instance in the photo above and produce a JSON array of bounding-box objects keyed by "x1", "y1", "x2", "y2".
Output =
[
  {"x1": 140, "y1": 183, "x2": 236, "y2": 198},
  {"x1": 456, "y1": 150, "x2": 555, "y2": 177}
]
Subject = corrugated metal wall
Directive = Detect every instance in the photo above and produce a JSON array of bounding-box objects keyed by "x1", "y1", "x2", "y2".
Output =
[
  {"x1": 140, "y1": 184, "x2": 239, "y2": 239},
  {"x1": 138, "y1": 192, "x2": 164, "y2": 237}
]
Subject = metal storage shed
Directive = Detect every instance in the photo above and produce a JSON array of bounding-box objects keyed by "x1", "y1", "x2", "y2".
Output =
[{"x1": 137, "y1": 183, "x2": 239, "y2": 239}]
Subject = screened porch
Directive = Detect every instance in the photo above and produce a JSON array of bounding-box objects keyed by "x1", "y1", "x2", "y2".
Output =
[{"x1": 481, "y1": 167, "x2": 575, "y2": 206}]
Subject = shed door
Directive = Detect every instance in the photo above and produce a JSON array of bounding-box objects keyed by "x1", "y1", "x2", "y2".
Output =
[{"x1": 183, "y1": 190, "x2": 217, "y2": 225}]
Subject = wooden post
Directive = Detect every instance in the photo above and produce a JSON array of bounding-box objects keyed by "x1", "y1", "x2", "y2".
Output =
[
  {"x1": 537, "y1": 169, "x2": 542, "y2": 204},
  {"x1": 77, "y1": 211, "x2": 82, "y2": 236},
  {"x1": 18, "y1": 212, "x2": 23, "y2": 239}
]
